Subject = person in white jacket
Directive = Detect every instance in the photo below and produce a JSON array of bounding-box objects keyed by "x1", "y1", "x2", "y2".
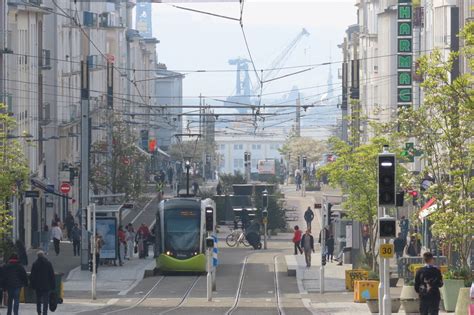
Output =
[{"x1": 51, "y1": 222, "x2": 62, "y2": 256}]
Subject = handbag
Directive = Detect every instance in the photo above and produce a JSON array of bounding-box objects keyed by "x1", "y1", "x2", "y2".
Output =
[
  {"x1": 49, "y1": 291, "x2": 58, "y2": 312},
  {"x1": 134, "y1": 244, "x2": 138, "y2": 254}
]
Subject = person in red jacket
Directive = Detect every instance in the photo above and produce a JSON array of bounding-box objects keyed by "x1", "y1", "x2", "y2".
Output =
[{"x1": 292, "y1": 225, "x2": 303, "y2": 255}]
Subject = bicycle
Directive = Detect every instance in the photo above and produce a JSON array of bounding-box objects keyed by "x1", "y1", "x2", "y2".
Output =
[{"x1": 226, "y1": 228, "x2": 250, "y2": 247}]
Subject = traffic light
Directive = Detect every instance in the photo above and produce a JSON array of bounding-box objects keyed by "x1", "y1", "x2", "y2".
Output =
[
  {"x1": 378, "y1": 153, "x2": 396, "y2": 206},
  {"x1": 321, "y1": 253, "x2": 326, "y2": 266},
  {"x1": 302, "y1": 156, "x2": 307, "y2": 168},
  {"x1": 89, "y1": 259, "x2": 93, "y2": 272},
  {"x1": 205, "y1": 207, "x2": 214, "y2": 232},
  {"x1": 327, "y1": 203, "x2": 333, "y2": 225},
  {"x1": 379, "y1": 217, "x2": 396, "y2": 239},
  {"x1": 206, "y1": 236, "x2": 214, "y2": 248},
  {"x1": 262, "y1": 209, "x2": 268, "y2": 220},
  {"x1": 262, "y1": 189, "x2": 268, "y2": 208}
]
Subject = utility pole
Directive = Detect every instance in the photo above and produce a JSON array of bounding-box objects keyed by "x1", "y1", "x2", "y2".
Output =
[
  {"x1": 91, "y1": 203, "x2": 97, "y2": 300},
  {"x1": 295, "y1": 93, "x2": 301, "y2": 137},
  {"x1": 106, "y1": 62, "x2": 113, "y2": 192},
  {"x1": 80, "y1": 61, "x2": 91, "y2": 270}
]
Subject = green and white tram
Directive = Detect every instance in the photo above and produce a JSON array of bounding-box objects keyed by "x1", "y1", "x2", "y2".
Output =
[{"x1": 155, "y1": 197, "x2": 216, "y2": 272}]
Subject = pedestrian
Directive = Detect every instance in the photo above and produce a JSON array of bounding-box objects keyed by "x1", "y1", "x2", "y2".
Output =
[
  {"x1": 3, "y1": 254, "x2": 28, "y2": 315},
  {"x1": 41, "y1": 224, "x2": 51, "y2": 255},
  {"x1": 192, "y1": 181, "x2": 200, "y2": 196},
  {"x1": 399, "y1": 215, "x2": 409, "y2": 239},
  {"x1": 51, "y1": 222, "x2": 62, "y2": 256},
  {"x1": 126, "y1": 224, "x2": 136, "y2": 260},
  {"x1": 94, "y1": 233, "x2": 104, "y2": 271},
  {"x1": 415, "y1": 252, "x2": 443, "y2": 315},
  {"x1": 118, "y1": 226, "x2": 126, "y2": 266},
  {"x1": 406, "y1": 236, "x2": 418, "y2": 257},
  {"x1": 216, "y1": 182, "x2": 222, "y2": 195},
  {"x1": 15, "y1": 240, "x2": 28, "y2": 267},
  {"x1": 240, "y1": 208, "x2": 249, "y2": 231},
  {"x1": 326, "y1": 235, "x2": 335, "y2": 262},
  {"x1": 138, "y1": 224, "x2": 151, "y2": 258},
  {"x1": 362, "y1": 224, "x2": 370, "y2": 252},
  {"x1": 292, "y1": 225, "x2": 303, "y2": 255},
  {"x1": 51, "y1": 213, "x2": 60, "y2": 228},
  {"x1": 30, "y1": 251, "x2": 56, "y2": 315},
  {"x1": 394, "y1": 232, "x2": 407, "y2": 276},
  {"x1": 71, "y1": 223, "x2": 81, "y2": 256},
  {"x1": 304, "y1": 207, "x2": 314, "y2": 230},
  {"x1": 0, "y1": 262, "x2": 4, "y2": 310},
  {"x1": 65, "y1": 211, "x2": 75, "y2": 241},
  {"x1": 136, "y1": 230, "x2": 146, "y2": 259},
  {"x1": 300, "y1": 229, "x2": 315, "y2": 268}
]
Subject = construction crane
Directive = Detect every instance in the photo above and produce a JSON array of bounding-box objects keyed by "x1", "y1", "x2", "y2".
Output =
[{"x1": 227, "y1": 27, "x2": 310, "y2": 103}]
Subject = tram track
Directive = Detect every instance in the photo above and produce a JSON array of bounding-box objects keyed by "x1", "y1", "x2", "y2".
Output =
[
  {"x1": 157, "y1": 275, "x2": 201, "y2": 315},
  {"x1": 225, "y1": 253, "x2": 285, "y2": 315}
]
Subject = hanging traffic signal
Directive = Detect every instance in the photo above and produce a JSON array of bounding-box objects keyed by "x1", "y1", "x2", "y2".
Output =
[
  {"x1": 327, "y1": 203, "x2": 333, "y2": 225},
  {"x1": 378, "y1": 154, "x2": 396, "y2": 206}
]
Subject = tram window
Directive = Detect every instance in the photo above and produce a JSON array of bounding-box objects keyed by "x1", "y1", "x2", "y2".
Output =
[{"x1": 164, "y1": 210, "x2": 200, "y2": 253}]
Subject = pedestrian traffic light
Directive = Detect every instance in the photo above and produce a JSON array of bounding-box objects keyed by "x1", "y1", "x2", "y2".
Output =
[
  {"x1": 378, "y1": 153, "x2": 396, "y2": 206},
  {"x1": 302, "y1": 156, "x2": 307, "y2": 168},
  {"x1": 89, "y1": 259, "x2": 93, "y2": 272},
  {"x1": 205, "y1": 207, "x2": 214, "y2": 232},
  {"x1": 262, "y1": 209, "x2": 268, "y2": 219},
  {"x1": 206, "y1": 236, "x2": 214, "y2": 248},
  {"x1": 379, "y1": 217, "x2": 396, "y2": 239},
  {"x1": 262, "y1": 189, "x2": 268, "y2": 208},
  {"x1": 321, "y1": 254, "x2": 326, "y2": 266}
]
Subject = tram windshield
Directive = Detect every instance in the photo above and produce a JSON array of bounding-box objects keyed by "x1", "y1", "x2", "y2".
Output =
[{"x1": 164, "y1": 209, "x2": 200, "y2": 255}]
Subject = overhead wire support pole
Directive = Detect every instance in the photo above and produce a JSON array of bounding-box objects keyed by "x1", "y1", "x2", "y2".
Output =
[
  {"x1": 106, "y1": 62, "x2": 113, "y2": 193},
  {"x1": 80, "y1": 60, "x2": 91, "y2": 270}
]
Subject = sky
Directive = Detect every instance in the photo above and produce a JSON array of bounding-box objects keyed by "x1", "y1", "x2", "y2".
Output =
[{"x1": 150, "y1": 1, "x2": 357, "y2": 104}]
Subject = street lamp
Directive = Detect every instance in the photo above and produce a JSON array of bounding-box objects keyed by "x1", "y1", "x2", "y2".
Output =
[
  {"x1": 185, "y1": 160, "x2": 191, "y2": 196},
  {"x1": 262, "y1": 189, "x2": 269, "y2": 250}
]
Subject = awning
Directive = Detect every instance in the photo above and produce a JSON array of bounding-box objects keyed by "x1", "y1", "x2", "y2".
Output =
[
  {"x1": 31, "y1": 178, "x2": 72, "y2": 199},
  {"x1": 418, "y1": 198, "x2": 451, "y2": 220},
  {"x1": 133, "y1": 144, "x2": 152, "y2": 158},
  {"x1": 157, "y1": 147, "x2": 170, "y2": 158}
]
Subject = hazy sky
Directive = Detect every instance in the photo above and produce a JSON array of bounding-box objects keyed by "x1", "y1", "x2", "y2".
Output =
[{"x1": 151, "y1": 1, "x2": 356, "y2": 103}]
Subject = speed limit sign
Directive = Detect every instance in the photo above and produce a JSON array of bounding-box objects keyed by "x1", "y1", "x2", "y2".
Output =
[{"x1": 380, "y1": 244, "x2": 394, "y2": 259}]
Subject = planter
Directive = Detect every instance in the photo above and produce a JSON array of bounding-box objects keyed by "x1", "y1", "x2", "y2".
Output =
[
  {"x1": 366, "y1": 298, "x2": 401, "y2": 313},
  {"x1": 441, "y1": 279, "x2": 465, "y2": 312},
  {"x1": 455, "y1": 287, "x2": 471, "y2": 315},
  {"x1": 400, "y1": 285, "x2": 419, "y2": 313}
]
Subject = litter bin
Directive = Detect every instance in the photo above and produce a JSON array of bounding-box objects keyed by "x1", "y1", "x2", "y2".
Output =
[{"x1": 20, "y1": 272, "x2": 64, "y2": 304}]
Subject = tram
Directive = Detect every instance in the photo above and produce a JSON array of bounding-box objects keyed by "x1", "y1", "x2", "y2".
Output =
[{"x1": 155, "y1": 197, "x2": 216, "y2": 272}]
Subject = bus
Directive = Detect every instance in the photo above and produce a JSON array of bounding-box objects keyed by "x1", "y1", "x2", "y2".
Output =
[{"x1": 155, "y1": 197, "x2": 216, "y2": 273}]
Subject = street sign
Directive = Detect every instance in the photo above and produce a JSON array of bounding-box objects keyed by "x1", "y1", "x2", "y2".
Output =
[
  {"x1": 380, "y1": 244, "x2": 394, "y2": 259},
  {"x1": 60, "y1": 182, "x2": 71, "y2": 194},
  {"x1": 25, "y1": 190, "x2": 40, "y2": 198},
  {"x1": 314, "y1": 203, "x2": 322, "y2": 208}
]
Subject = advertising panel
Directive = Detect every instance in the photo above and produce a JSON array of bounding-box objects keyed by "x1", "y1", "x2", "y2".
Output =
[
  {"x1": 96, "y1": 217, "x2": 117, "y2": 259},
  {"x1": 257, "y1": 160, "x2": 276, "y2": 175}
]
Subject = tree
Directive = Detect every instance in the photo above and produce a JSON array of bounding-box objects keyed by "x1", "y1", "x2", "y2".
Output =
[
  {"x1": 0, "y1": 103, "x2": 29, "y2": 256},
  {"x1": 279, "y1": 136, "x2": 326, "y2": 170},
  {"x1": 90, "y1": 117, "x2": 150, "y2": 199},
  {"x1": 318, "y1": 136, "x2": 409, "y2": 269},
  {"x1": 396, "y1": 23, "x2": 474, "y2": 268}
]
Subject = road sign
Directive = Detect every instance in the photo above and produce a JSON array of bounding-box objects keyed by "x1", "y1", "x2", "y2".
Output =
[
  {"x1": 25, "y1": 190, "x2": 40, "y2": 198},
  {"x1": 60, "y1": 182, "x2": 71, "y2": 194},
  {"x1": 380, "y1": 244, "x2": 394, "y2": 259}
]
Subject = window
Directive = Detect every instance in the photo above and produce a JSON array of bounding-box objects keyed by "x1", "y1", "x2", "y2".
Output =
[
  {"x1": 252, "y1": 144, "x2": 261, "y2": 150},
  {"x1": 233, "y1": 144, "x2": 243, "y2": 150},
  {"x1": 219, "y1": 144, "x2": 225, "y2": 150},
  {"x1": 233, "y1": 159, "x2": 243, "y2": 169}
]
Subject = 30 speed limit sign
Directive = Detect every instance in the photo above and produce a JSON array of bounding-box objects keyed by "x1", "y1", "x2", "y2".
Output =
[{"x1": 380, "y1": 244, "x2": 394, "y2": 259}]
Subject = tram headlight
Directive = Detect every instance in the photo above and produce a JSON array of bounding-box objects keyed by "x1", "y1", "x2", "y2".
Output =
[
  {"x1": 194, "y1": 252, "x2": 198, "y2": 256},
  {"x1": 166, "y1": 251, "x2": 171, "y2": 256}
]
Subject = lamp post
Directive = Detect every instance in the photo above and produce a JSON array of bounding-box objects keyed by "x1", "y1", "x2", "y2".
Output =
[
  {"x1": 262, "y1": 189, "x2": 268, "y2": 250},
  {"x1": 185, "y1": 160, "x2": 191, "y2": 196}
]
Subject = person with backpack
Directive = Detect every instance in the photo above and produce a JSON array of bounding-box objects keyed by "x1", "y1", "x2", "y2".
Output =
[
  {"x1": 30, "y1": 251, "x2": 56, "y2": 315},
  {"x1": 3, "y1": 254, "x2": 28, "y2": 315},
  {"x1": 304, "y1": 207, "x2": 314, "y2": 230},
  {"x1": 415, "y1": 252, "x2": 444, "y2": 315},
  {"x1": 292, "y1": 225, "x2": 303, "y2": 255}
]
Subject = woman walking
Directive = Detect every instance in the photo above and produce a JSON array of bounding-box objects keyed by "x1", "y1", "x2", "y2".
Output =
[
  {"x1": 292, "y1": 225, "x2": 303, "y2": 255},
  {"x1": 51, "y1": 222, "x2": 62, "y2": 255},
  {"x1": 3, "y1": 254, "x2": 28, "y2": 315}
]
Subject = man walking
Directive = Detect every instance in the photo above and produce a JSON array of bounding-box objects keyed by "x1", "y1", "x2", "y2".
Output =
[
  {"x1": 415, "y1": 252, "x2": 443, "y2": 315},
  {"x1": 326, "y1": 234, "x2": 335, "y2": 262},
  {"x1": 3, "y1": 254, "x2": 28, "y2": 315},
  {"x1": 399, "y1": 216, "x2": 409, "y2": 239},
  {"x1": 394, "y1": 233, "x2": 407, "y2": 276},
  {"x1": 300, "y1": 230, "x2": 315, "y2": 268},
  {"x1": 51, "y1": 222, "x2": 62, "y2": 255},
  {"x1": 71, "y1": 223, "x2": 81, "y2": 256},
  {"x1": 304, "y1": 207, "x2": 314, "y2": 230},
  {"x1": 64, "y1": 211, "x2": 75, "y2": 241},
  {"x1": 30, "y1": 251, "x2": 56, "y2": 315}
]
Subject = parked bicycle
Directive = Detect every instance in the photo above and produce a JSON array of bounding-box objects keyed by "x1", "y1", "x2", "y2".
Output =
[{"x1": 226, "y1": 228, "x2": 250, "y2": 247}]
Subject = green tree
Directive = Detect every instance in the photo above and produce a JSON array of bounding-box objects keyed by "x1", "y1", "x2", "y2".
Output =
[
  {"x1": 318, "y1": 136, "x2": 409, "y2": 269},
  {"x1": 279, "y1": 136, "x2": 326, "y2": 170},
  {"x1": 0, "y1": 103, "x2": 29, "y2": 255},
  {"x1": 90, "y1": 117, "x2": 150, "y2": 199},
  {"x1": 396, "y1": 23, "x2": 474, "y2": 268}
]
